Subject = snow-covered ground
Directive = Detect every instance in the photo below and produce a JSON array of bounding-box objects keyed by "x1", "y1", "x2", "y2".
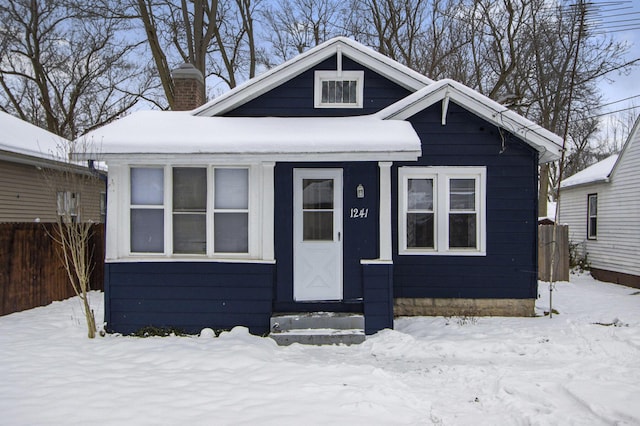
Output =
[{"x1": 1, "y1": 274, "x2": 639, "y2": 425}]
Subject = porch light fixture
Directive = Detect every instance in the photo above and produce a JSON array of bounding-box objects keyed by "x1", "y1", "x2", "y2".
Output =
[{"x1": 356, "y1": 184, "x2": 365, "y2": 198}]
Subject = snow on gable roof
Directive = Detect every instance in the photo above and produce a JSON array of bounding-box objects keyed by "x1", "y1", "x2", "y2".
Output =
[
  {"x1": 78, "y1": 111, "x2": 421, "y2": 161},
  {"x1": 560, "y1": 154, "x2": 618, "y2": 189},
  {"x1": 376, "y1": 79, "x2": 563, "y2": 164},
  {"x1": 192, "y1": 37, "x2": 433, "y2": 117},
  {"x1": 0, "y1": 111, "x2": 69, "y2": 162}
]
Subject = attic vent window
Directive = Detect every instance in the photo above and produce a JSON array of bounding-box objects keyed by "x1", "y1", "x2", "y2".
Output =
[{"x1": 314, "y1": 70, "x2": 364, "y2": 108}]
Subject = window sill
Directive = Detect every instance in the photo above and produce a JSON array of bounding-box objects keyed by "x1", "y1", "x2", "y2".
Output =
[
  {"x1": 399, "y1": 249, "x2": 486, "y2": 256},
  {"x1": 110, "y1": 255, "x2": 275, "y2": 264}
]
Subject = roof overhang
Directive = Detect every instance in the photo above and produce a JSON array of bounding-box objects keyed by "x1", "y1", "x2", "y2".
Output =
[
  {"x1": 192, "y1": 37, "x2": 432, "y2": 117},
  {"x1": 377, "y1": 79, "x2": 563, "y2": 164},
  {"x1": 76, "y1": 112, "x2": 422, "y2": 163}
]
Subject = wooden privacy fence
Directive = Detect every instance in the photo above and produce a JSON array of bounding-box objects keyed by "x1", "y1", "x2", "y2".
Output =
[
  {"x1": 538, "y1": 224, "x2": 569, "y2": 282},
  {"x1": 0, "y1": 223, "x2": 104, "y2": 316}
]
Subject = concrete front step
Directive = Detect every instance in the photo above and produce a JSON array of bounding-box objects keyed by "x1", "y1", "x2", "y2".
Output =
[
  {"x1": 270, "y1": 328, "x2": 366, "y2": 346},
  {"x1": 269, "y1": 312, "x2": 365, "y2": 345},
  {"x1": 270, "y1": 312, "x2": 364, "y2": 331}
]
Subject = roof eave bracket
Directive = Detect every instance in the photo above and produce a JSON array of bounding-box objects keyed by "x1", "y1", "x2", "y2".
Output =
[{"x1": 441, "y1": 89, "x2": 450, "y2": 126}]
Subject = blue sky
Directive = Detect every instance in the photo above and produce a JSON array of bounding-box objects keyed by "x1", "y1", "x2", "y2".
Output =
[{"x1": 597, "y1": 1, "x2": 640, "y2": 118}]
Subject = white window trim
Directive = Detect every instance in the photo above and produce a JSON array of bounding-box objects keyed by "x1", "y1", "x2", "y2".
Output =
[
  {"x1": 125, "y1": 164, "x2": 262, "y2": 260},
  {"x1": 57, "y1": 191, "x2": 80, "y2": 222},
  {"x1": 398, "y1": 166, "x2": 487, "y2": 256},
  {"x1": 314, "y1": 70, "x2": 364, "y2": 108},
  {"x1": 587, "y1": 193, "x2": 597, "y2": 240}
]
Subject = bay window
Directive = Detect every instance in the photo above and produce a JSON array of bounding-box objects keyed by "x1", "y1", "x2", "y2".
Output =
[{"x1": 399, "y1": 167, "x2": 486, "y2": 255}]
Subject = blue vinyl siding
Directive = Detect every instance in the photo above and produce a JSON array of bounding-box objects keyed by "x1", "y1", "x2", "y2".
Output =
[
  {"x1": 104, "y1": 262, "x2": 274, "y2": 335},
  {"x1": 362, "y1": 263, "x2": 394, "y2": 334},
  {"x1": 273, "y1": 162, "x2": 379, "y2": 312},
  {"x1": 224, "y1": 56, "x2": 412, "y2": 117},
  {"x1": 393, "y1": 101, "x2": 539, "y2": 300}
]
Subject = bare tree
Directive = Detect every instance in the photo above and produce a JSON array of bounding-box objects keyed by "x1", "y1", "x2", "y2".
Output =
[
  {"x1": 41, "y1": 140, "x2": 104, "y2": 338},
  {"x1": 0, "y1": 0, "x2": 147, "y2": 139},
  {"x1": 132, "y1": 0, "x2": 261, "y2": 107},
  {"x1": 261, "y1": 0, "x2": 343, "y2": 65}
]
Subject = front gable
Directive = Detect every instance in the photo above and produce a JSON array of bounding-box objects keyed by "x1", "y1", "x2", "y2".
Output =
[
  {"x1": 223, "y1": 56, "x2": 413, "y2": 117},
  {"x1": 193, "y1": 37, "x2": 431, "y2": 117}
]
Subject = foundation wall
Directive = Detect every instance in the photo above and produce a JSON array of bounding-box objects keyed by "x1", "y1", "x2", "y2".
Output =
[{"x1": 394, "y1": 298, "x2": 535, "y2": 317}]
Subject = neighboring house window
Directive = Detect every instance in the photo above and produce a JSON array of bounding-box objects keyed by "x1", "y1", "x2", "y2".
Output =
[
  {"x1": 129, "y1": 166, "x2": 250, "y2": 256},
  {"x1": 100, "y1": 192, "x2": 107, "y2": 223},
  {"x1": 314, "y1": 71, "x2": 364, "y2": 108},
  {"x1": 57, "y1": 191, "x2": 80, "y2": 223},
  {"x1": 399, "y1": 167, "x2": 486, "y2": 255},
  {"x1": 587, "y1": 193, "x2": 597, "y2": 239}
]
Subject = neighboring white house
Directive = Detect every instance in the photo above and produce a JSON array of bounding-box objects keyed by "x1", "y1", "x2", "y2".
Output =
[{"x1": 559, "y1": 117, "x2": 640, "y2": 288}]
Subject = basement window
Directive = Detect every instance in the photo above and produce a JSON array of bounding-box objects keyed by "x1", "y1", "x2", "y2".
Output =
[{"x1": 314, "y1": 71, "x2": 364, "y2": 108}]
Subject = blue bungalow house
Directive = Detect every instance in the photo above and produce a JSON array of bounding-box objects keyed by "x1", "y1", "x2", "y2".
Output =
[{"x1": 79, "y1": 38, "x2": 562, "y2": 339}]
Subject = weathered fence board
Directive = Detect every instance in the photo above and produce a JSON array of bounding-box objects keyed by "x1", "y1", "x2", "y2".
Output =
[
  {"x1": 0, "y1": 223, "x2": 104, "y2": 316},
  {"x1": 538, "y1": 224, "x2": 569, "y2": 282}
]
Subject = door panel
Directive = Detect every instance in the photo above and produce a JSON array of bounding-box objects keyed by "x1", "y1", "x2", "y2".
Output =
[{"x1": 293, "y1": 169, "x2": 343, "y2": 301}]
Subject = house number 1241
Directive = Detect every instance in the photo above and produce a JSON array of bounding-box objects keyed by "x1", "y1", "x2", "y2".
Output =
[{"x1": 350, "y1": 208, "x2": 369, "y2": 218}]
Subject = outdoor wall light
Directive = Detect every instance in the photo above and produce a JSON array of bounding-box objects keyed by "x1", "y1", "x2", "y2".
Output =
[{"x1": 356, "y1": 184, "x2": 365, "y2": 198}]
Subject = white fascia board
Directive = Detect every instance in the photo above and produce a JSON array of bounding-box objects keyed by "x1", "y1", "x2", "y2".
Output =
[
  {"x1": 192, "y1": 37, "x2": 432, "y2": 117},
  {"x1": 378, "y1": 79, "x2": 563, "y2": 164},
  {"x1": 93, "y1": 151, "x2": 421, "y2": 164}
]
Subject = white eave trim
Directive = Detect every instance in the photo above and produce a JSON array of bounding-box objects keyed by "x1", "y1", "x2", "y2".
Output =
[
  {"x1": 79, "y1": 151, "x2": 421, "y2": 163},
  {"x1": 377, "y1": 79, "x2": 563, "y2": 164},
  {"x1": 192, "y1": 37, "x2": 432, "y2": 117}
]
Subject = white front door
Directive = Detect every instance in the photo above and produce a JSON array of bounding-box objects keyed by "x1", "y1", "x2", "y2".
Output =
[{"x1": 293, "y1": 169, "x2": 343, "y2": 301}]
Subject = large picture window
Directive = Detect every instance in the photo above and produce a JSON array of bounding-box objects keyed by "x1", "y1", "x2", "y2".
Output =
[
  {"x1": 587, "y1": 193, "x2": 597, "y2": 240},
  {"x1": 129, "y1": 166, "x2": 251, "y2": 256},
  {"x1": 399, "y1": 167, "x2": 486, "y2": 255}
]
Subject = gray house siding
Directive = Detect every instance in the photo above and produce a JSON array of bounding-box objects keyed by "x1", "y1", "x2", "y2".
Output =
[{"x1": 0, "y1": 158, "x2": 104, "y2": 223}]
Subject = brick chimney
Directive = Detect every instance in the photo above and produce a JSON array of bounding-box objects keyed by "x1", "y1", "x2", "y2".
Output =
[{"x1": 171, "y1": 63, "x2": 205, "y2": 111}]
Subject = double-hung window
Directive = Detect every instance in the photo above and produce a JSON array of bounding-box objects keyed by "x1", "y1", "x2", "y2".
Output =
[
  {"x1": 130, "y1": 168, "x2": 165, "y2": 253},
  {"x1": 399, "y1": 167, "x2": 486, "y2": 255},
  {"x1": 173, "y1": 168, "x2": 207, "y2": 254},
  {"x1": 57, "y1": 191, "x2": 80, "y2": 223},
  {"x1": 213, "y1": 168, "x2": 249, "y2": 253},
  {"x1": 587, "y1": 193, "x2": 597, "y2": 240},
  {"x1": 129, "y1": 166, "x2": 250, "y2": 256}
]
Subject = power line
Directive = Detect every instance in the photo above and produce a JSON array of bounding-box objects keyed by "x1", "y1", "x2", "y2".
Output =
[
  {"x1": 579, "y1": 104, "x2": 640, "y2": 120},
  {"x1": 600, "y1": 93, "x2": 640, "y2": 108}
]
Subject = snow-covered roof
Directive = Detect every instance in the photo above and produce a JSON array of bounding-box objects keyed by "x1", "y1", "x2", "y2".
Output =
[
  {"x1": 376, "y1": 79, "x2": 563, "y2": 164},
  {"x1": 78, "y1": 111, "x2": 422, "y2": 161},
  {"x1": 0, "y1": 111, "x2": 69, "y2": 162},
  {"x1": 560, "y1": 155, "x2": 618, "y2": 189},
  {"x1": 192, "y1": 37, "x2": 432, "y2": 117}
]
